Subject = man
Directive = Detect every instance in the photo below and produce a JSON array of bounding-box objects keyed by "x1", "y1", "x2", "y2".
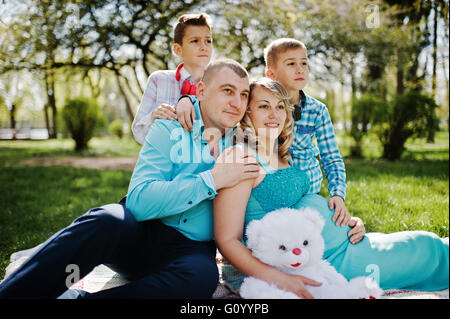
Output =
[{"x1": 0, "y1": 59, "x2": 259, "y2": 299}]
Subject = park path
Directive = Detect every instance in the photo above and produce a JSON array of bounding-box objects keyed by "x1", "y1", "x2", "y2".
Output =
[{"x1": 19, "y1": 157, "x2": 137, "y2": 170}]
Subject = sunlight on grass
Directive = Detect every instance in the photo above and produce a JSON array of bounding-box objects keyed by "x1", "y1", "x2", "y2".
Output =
[{"x1": 0, "y1": 136, "x2": 141, "y2": 166}]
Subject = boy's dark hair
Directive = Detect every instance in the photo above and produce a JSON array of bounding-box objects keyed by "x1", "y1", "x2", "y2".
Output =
[
  {"x1": 264, "y1": 38, "x2": 307, "y2": 69},
  {"x1": 173, "y1": 13, "x2": 212, "y2": 45},
  {"x1": 201, "y1": 58, "x2": 248, "y2": 84}
]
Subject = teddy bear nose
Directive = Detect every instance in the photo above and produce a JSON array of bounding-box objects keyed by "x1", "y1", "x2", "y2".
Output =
[{"x1": 292, "y1": 248, "x2": 302, "y2": 255}]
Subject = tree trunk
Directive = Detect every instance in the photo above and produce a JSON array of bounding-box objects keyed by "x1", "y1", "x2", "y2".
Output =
[
  {"x1": 43, "y1": 102, "x2": 51, "y2": 139},
  {"x1": 10, "y1": 103, "x2": 16, "y2": 140},
  {"x1": 114, "y1": 71, "x2": 135, "y2": 124},
  {"x1": 397, "y1": 59, "x2": 405, "y2": 95},
  {"x1": 431, "y1": 1, "x2": 438, "y2": 100},
  {"x1": 132, "y1": 64, "x2": 144, "y2": 95},
  {"x1": 443, "y1": 57, "x2": 450, "y2": 133},
  {"x1": 427, "y1": 1, "x2": 439, "y2": 143},
  {"x1": 45, "y1": 68, "x2": 57, "y2": 139},
  {"x1": 339, "y1": 67, "x2": 349, "y2": 134},
  {"x1": 142, "y1": 52, "x2": 150, "y2": 82}
]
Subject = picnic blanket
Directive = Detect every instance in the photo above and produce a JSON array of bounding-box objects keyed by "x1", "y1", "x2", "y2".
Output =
[{"x1": 2, "y1": 247, "x2": 448, "y2": 299}]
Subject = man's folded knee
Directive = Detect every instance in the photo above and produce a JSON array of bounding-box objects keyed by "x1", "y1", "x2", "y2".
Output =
[{"x1": 74, "y1": 204, "x2": 138, "y2": 236}]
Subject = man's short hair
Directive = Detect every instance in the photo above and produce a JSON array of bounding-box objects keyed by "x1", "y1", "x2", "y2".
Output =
[
  {"x1": 264, "y1": 38, "x2": 307, "y2": 69},
  {"x1": 202, "y1": 58, "x2": 248, "y2": 84},
  {"x1": 173, "y1": 13, "x2": 212, "y2": 45}
]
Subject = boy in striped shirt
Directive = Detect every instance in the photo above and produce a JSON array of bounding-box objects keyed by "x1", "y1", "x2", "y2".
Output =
[{"x1": 132, "y1": 13, "x2": 213, "y2": 144}]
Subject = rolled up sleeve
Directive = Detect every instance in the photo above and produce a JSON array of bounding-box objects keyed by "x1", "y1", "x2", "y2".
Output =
[{"x1": 315, "y1": 106, "x2": 347, "y2": 200}]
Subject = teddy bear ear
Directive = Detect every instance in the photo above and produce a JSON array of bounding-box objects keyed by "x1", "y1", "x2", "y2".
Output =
[
  {"x1": 245, "y1": 219, "x2": 263, "y2": 250},
  {"x1": 302, "y1": 208, "x2": 325, "y2": 231}
]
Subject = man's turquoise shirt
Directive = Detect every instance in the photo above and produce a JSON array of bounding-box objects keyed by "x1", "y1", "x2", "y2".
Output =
[{"x1": 126, "y1": 97, "x2": 234, "y2": 242}]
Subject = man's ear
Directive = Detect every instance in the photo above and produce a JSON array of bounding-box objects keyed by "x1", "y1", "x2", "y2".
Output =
[
  {"x1": 173, "y1": 43, "x2": 182, "y2": 57},
  {"x1": 266, "y1": 68, "x2": 276, "y2": 80},
  {"x1": 196, "y1": 81, "x2": 206, "y2": 101}
]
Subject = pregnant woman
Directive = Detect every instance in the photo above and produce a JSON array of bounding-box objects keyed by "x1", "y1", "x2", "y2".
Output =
[{"x1": 214, "y1": 77, "x2": 449, "y2": 299}]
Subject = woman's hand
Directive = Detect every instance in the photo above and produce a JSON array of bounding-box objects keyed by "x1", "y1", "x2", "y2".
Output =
[
  {"x1": 347, "y1": 217, "x2": 365, "y2": 244},
  {"x1": 276, "y1": 272, "x2": 322, "y2": 299},
  {"x1": 329, "y1": 196, "x2": 351, "y2": 227},
  {"x1": 151, "y1": 104, "x2": 177, "y2": 121}
]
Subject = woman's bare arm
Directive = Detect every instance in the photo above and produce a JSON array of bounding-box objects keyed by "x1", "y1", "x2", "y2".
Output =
[{"x1": 213, "y1": 148, "x2": 320, "y2": 298}]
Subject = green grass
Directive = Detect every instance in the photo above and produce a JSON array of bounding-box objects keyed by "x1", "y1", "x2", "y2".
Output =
[
  {"x1": 0, "y1": 136, "x2": 139, "y2": 278},
  {"x1": 0, "y1": 133, "x2": 449, "y2": 279},
  {"x1": 321, "y1": 131, "x2": 449, "y2": 236},
  {"x1": 0, "y1": 166, "x2": 133, "y2": 279},
  {"x1": 340, "y1": 159, "x2": 448, "y2": 236}
]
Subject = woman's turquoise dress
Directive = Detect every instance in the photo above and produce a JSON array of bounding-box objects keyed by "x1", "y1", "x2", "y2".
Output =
[{"x1": 222, "y1": 147, "x2": 449, "y2": 292}]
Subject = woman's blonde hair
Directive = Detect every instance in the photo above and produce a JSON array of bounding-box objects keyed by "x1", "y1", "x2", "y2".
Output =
[{"x1": 237, "y1": 77, "x2": 294, "y2": 162}]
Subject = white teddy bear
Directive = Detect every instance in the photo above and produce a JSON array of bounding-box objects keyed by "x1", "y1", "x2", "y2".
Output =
[{"x1": 239, "y1": 207, "x2": 383, "y2": 299}]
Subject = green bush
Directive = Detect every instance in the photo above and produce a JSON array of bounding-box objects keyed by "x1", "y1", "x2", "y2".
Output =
[
  {"x1": 61, "y1": 98, "x2": 102, "y2": 151},
  {"x1": 350, "y1": 95, "x2": 386, "y2": 157},
  {"x1": 372, "y1": 91, "x2": 438, "y2": 160},
  {"x1": 109, "y1": 119, "x2": 124, "y2": 139}
]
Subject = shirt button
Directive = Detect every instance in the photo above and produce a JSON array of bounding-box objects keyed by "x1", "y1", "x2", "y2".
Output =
[{"x1": 188, "y1": 201, "x2": 192, "y2": 204}]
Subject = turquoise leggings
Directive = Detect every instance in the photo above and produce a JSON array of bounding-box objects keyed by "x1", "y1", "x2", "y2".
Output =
[{"x1": 295, "y1": 194, "x2": 449, "y2": 291}]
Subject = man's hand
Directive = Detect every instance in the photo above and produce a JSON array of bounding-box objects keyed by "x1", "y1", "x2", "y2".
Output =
[
  {"x1": 329, "y1": 195, "x2": 350, "y2": 227},
  {"x1": 211, "y1": 147, "x2": 260, "y2": 190}
]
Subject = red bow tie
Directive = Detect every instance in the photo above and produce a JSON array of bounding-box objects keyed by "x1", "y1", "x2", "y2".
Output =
[{"x1": 176, "y1": 63, "x2": 197, "y2": 95}]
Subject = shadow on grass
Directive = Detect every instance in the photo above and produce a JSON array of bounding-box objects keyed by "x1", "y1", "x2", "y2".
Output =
[{"x1": 0, "y1": 137, "x2": 141, "y2": 168}]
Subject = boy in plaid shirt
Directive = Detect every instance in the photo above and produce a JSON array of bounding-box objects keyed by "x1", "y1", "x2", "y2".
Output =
[
  {"x1": 265, "y1": 38, "x2": 350, "y2": 227},
  {"x1": 132, "y1": 13, "x2": 212, "y2": 144}
]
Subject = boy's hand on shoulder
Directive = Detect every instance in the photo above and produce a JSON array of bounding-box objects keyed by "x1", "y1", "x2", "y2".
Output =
[
  {"x1": 329, "y1": 196, "x2": 350, "y2": 227},
  {"x1": 176, "y1": 97, "x2": 196, "y2": 131},
  {"x1": 152, "y1": 104, "x2": 177, "y2": 121}
]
